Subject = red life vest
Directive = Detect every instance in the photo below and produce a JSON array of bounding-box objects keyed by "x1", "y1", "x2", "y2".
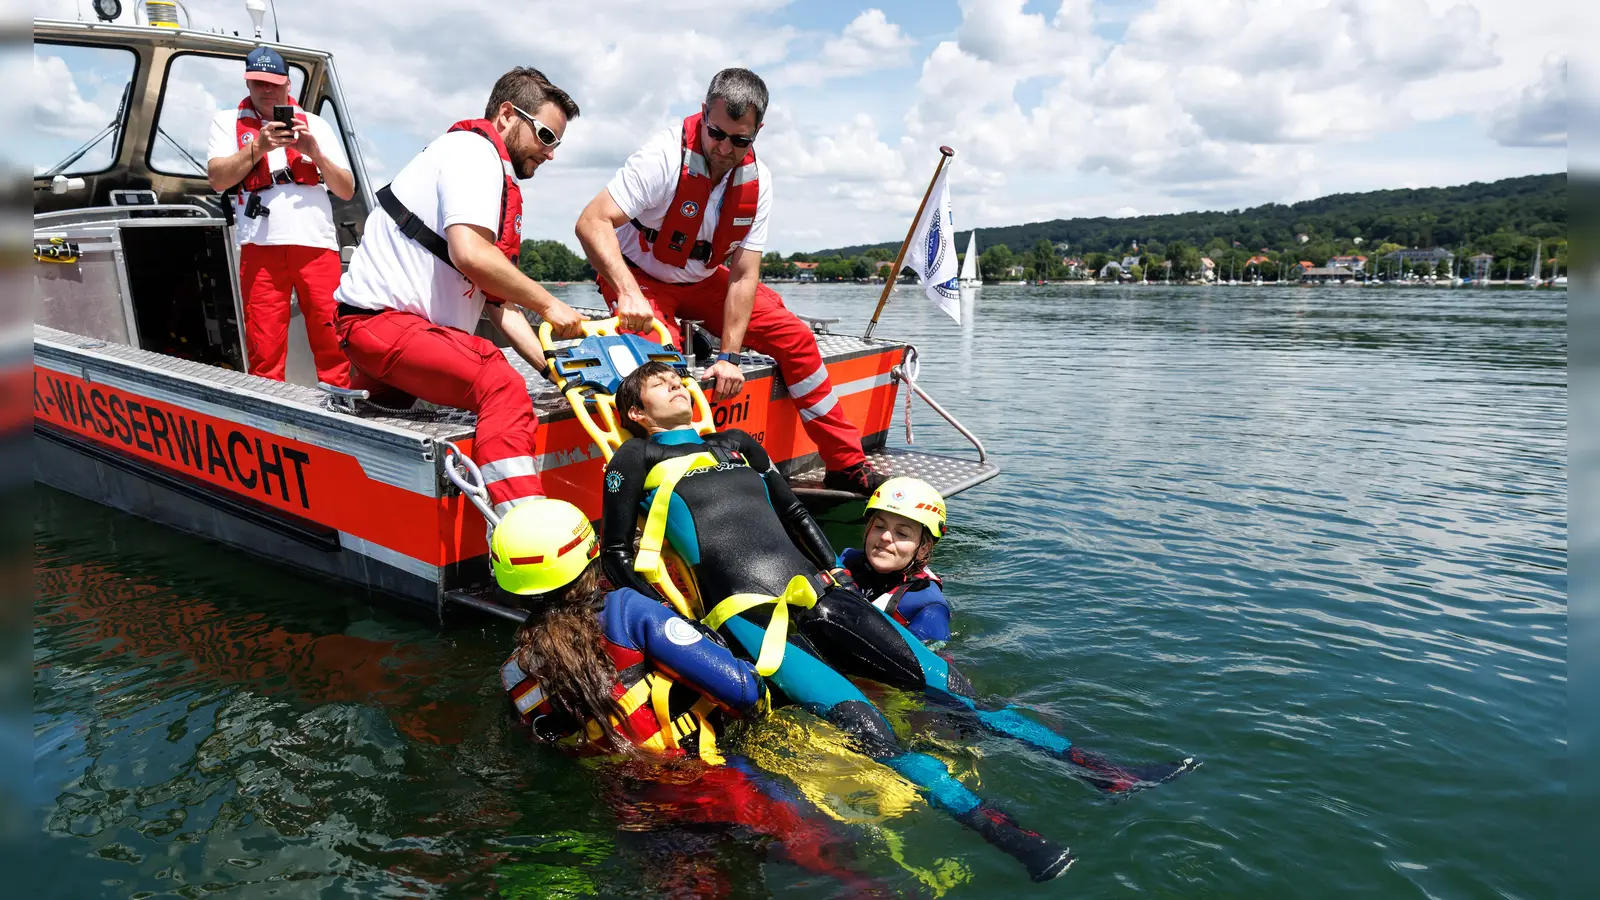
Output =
[
  {"x1": 500, "y1": 639, "x2": 722, "y2": 761},
  {"x1": 444, "y1": 118, "x2": 523, "y2": 267},
  {"x1": 639, "y1": 113, "x2": 759, "y2": 269},
  {"x1": 233, "y1": 97, "x2": 322, "y2": 192},
  {"x1": 876, "y1": 564, "x2": 942, "y2": 627}
]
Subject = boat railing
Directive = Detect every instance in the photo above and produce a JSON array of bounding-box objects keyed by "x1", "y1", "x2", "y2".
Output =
[
  {"x1": 440, "y1": 440, "x2": 501, "y2": 529},
  {"x1": 891, "y1": 344, "x2": 987, "y2": 465},
  {"x1": 35, "y1": 203, "x2": 221, "y2": 229}
]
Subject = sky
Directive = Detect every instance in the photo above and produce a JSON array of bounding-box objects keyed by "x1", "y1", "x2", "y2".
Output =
[{"x1": 34, "y1": 0, "x2": 1567, "y2": 253}]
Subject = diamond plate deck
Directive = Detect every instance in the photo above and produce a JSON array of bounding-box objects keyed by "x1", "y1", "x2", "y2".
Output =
[{"x1": 789, "y1": 446, "x2": 1000, "y2": 502}]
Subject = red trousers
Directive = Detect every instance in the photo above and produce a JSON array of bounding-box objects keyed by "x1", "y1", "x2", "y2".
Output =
[
  {"x1": 336, "y1": 309, "x2": 544, "y2": 512},
  {"x1": 600, "y1": 267, "x2": 866, "y2": 471},
  {"x1": 240, "y1": 244, "x2": 350, "y2": 386}
]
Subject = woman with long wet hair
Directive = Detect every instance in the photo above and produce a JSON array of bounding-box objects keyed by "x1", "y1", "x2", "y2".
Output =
[{"x1": 493, "y1": 498, "x2": 765, "y2": 760}]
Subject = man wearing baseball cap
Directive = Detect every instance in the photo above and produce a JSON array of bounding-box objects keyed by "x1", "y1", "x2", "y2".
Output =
[{"x1": 207, "y1": 46, "x2": 354, "y2": 386}]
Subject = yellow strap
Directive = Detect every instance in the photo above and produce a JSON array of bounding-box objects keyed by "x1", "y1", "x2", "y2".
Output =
[
  {"x1": 691, "y1": 698, "x2": 724, "y2": 765},
  {"x1": 649, "y1": 672, "x2": 679, "y2": 752},
  {"x1": 613, "y1": 675, "x2": 654, "y2": 716},
  {"x1": 634, "y1": 452, "x2": 718, "y2": 579},
  {"x1": 700, "y1": 574, "x2": 820, "y2": 676}
]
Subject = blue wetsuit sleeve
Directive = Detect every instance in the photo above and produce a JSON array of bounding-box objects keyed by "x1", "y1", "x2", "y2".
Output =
[
  {"x1": 609, "y1": 589, "x2": 765, "y2": 713},
  {"x1": 899, "y1": 582, "x2": 952, "y2": 643}
]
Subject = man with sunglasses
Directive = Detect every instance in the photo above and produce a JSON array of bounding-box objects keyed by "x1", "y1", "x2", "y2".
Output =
[
  {"x1": 576, "y1": 68, "x2": 885, "y2": 495},
  {"x1": 334, "y1": 67, "x2": 586, "y2": 515}
]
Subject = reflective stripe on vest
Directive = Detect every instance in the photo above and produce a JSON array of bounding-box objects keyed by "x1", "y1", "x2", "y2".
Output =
[{"x1": 503, "y1": 650, "x2": 724, "y2": 764}]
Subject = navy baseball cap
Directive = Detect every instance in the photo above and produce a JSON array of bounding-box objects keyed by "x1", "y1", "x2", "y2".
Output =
[{"x1": 244, "y1": 46, "x2": 289, "y2": 85}]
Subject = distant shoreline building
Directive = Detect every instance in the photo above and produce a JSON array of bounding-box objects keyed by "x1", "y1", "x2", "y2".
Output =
[
  {"x1": 1329, "y1": 254, "x2": 1368, "y2": 273},
  {"x1": 1383, "y1": 248, "x2": 1454, "y2": 266},
  {"x1": 1299, "y1": 265, "x2": 1358, "y2": 284}
]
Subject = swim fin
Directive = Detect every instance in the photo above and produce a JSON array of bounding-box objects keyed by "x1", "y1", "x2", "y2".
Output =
[
  {"x1": 953, "y1": 803, "x2": 1075, "y2": 883},
  {"x1": 1065, "y1": 746, "x2": 1202, "y2": 795}
]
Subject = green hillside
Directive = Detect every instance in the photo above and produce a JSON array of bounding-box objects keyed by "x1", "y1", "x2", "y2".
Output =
[{"x1": 791, "y1": 172, "x2": 1566, "y2": 282}]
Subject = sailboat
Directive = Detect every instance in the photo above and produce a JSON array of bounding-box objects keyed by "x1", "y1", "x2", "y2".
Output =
[
  {"x1": 959, "y1": 231, "x2": 982, "y2": 288},
  {"x1": 1526, "y1": 240, "x2": 1543, "y2": 288}
]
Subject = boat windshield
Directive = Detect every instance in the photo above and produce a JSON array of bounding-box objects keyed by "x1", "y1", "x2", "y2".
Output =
[
  {"x1": 150, "y1": 52, "x2": 308, "y2": 178},
  {"x1": 34, "y1": 42, "x2": 137, "y2": 178}
]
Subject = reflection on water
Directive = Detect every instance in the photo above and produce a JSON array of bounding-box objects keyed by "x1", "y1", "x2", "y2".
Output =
[{"x1": 35, "y1": 285, "x2": 1565, "y2": 898}]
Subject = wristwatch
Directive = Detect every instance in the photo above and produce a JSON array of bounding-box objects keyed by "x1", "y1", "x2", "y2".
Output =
[{"x1": 715, "y1": 351, "x2": 742, "y2": 365}]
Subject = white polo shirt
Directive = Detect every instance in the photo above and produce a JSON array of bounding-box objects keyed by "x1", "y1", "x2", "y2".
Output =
[
  {"x1": 333, "y1": 130, "x2": 510, "y2": 334},
  {"x1": 206, "y1": 106, "x2": 348, "y2": 250},
  {"x1": 608, "y1": 127, "x2": 772, "y2": 285}
]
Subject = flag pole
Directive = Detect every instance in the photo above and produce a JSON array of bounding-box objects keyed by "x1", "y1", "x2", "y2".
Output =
[{"x1": 863, "y1": 145, "x2": 955, "y2": 340}]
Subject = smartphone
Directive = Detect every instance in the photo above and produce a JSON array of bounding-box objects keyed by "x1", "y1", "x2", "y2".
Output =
[{"x1": 272, "y1": 105, "x2": 295, "y2": 127}]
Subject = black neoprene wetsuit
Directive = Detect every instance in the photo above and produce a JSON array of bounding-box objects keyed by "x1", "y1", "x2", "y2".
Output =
[
  {"x1": 601, "y1": 428, "x2": 975, "y2": 702},
  {"x1": 600, "y1": 428, "x2": 836, "y2": 604},
  {"x1": 595, "y1": 428, "x2": 1099, "y2": 880}
]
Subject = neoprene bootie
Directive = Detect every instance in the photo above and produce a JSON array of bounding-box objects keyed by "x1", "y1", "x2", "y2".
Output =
[
  {"x1": 953, "y1": 802, "x2": 1075, "y2": 882},
  {"x1": 1065, "y1": 746, "x2": 1200, "y2": 794}
]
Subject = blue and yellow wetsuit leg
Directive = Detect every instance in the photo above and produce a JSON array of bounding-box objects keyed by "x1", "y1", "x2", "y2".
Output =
[
  {"x1": 715, "y1": 615, "x2": 1071, "y2": 880},
  {"x1": 794, "y1": 583, "x2": 1195, "y2": 789},
  {"x1": 600, "y1": 429, "x2": 1073, "y2": 880}
]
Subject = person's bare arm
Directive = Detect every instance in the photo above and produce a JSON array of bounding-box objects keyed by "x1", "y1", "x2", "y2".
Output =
[
  {"x1": 207, "y1": 121, "x2": 292, "y2": 192},
  {"x1": 702, "y1": 246, "x2": 760, "y2": 401},
  {"x1": 483, "y1": 301, "x2": 551, "y2": 377},
  {"x1": 290, "y1": 121, "x2": 355, "y2": 201},
  {"x1": 444, "y1": 223, "x2": 585, "y2": 338},
  {"x1": 574, "y1": 189, "x2": 655, "y2": 332}
]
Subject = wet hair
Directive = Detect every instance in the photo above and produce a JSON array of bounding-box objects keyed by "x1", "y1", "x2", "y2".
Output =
[
  {"x1": 486, "y1": 66, "x2": 580, "y2": 121},
  {"x1": 705, "y1": 68, "x2": 768, "y2": 126},
  {"x1": 507, "y1": 560, "x2": 640, "y2": 753},
  {"x1": 615, "y1": 361, "x2": 680, "y2": 439}
]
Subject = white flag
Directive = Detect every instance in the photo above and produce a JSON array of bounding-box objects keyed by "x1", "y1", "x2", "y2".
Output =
[{"x1": 904, "y1": 162, "x2": 961, "y2": 324}]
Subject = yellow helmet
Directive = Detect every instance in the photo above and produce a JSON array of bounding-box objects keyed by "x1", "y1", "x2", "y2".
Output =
[
  {"x1": 490, "y1": 499, "x2": 599, "y2": 596},
  {"x1": 864, "y1": 477, "x2": 946, "y2": 541}
]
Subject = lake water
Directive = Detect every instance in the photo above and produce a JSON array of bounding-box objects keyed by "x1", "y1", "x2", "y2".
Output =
[{"x1": 33, "y1": 284, "x2": 1567, "y2": 898}]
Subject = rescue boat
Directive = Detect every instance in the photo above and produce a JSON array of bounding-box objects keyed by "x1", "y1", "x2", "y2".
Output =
[{"x1": 32, "y1": 14, "x2": 996, "y2": 618}]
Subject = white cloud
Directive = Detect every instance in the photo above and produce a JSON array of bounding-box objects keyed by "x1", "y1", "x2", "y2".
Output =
[
  {"x1": 30, "y1": 0, "x2": 1565, "y2": 250},
  {"x1": 33, "y1": 53, "x2": 114, "y2": 138},
  {"x1": 1489, "y1": 55, "x2": 1566, "y2": 147},
  {"x1": 779, "y1": 9, "x2": 915, "y2": 86}
]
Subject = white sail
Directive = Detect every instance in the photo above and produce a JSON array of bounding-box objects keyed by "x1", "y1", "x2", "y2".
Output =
[{"x1": 959, "y1": 231, "x2": 981, "y2": 286}]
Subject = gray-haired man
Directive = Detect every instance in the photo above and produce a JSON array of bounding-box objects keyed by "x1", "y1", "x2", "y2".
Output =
[{"x1": 575, "y1": 68, "x2": 884, "y2": 494}]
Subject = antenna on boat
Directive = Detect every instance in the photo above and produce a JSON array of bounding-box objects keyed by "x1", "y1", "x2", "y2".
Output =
[
  {"x1": 244, "y1": 0, "x2": 280, "y2": 40},
  {"x1": 864, "y1": 145, "x2": 955, "y2": 340}
]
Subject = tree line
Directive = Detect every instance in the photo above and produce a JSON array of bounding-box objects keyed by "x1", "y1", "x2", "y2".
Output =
[
  {"x1": 517, "y1": 240, "x2": 595, "y2": 283},
  {"x1": 789, "y1": 172, "x2": 1566, "y2": 282}
]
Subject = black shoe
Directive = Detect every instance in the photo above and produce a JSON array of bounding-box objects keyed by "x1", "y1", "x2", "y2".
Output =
[
  {"x1": 1065, "y1": 746, "x2": 1201, "y2": 794},
  {"x1": 822, "y1": 460, "x2": 887, "y2": 495},
  {"x1": 955, "y1": 803, "x2": 1075, "y2": 882}
]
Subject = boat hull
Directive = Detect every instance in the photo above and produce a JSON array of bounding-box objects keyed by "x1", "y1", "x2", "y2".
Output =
[{"x1": 33, "y1": 324, "x2": 911, "y2": 613}]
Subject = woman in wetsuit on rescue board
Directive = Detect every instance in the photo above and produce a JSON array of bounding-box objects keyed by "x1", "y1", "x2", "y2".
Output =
[
  {"x1": 603, "y1": 362, "x2": 1079, "y2": 880},
  {"x1": 602, "y1": 364, "x2": 1196, "y2": 798}
]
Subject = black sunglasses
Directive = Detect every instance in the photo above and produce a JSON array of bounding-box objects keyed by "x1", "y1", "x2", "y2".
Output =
[
  {"x1": 511, "y1": 103, "x2": 561, "y2": 148},
  {"x1": 702, "y1": 108, "x2": 756, "y2": 148}
]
